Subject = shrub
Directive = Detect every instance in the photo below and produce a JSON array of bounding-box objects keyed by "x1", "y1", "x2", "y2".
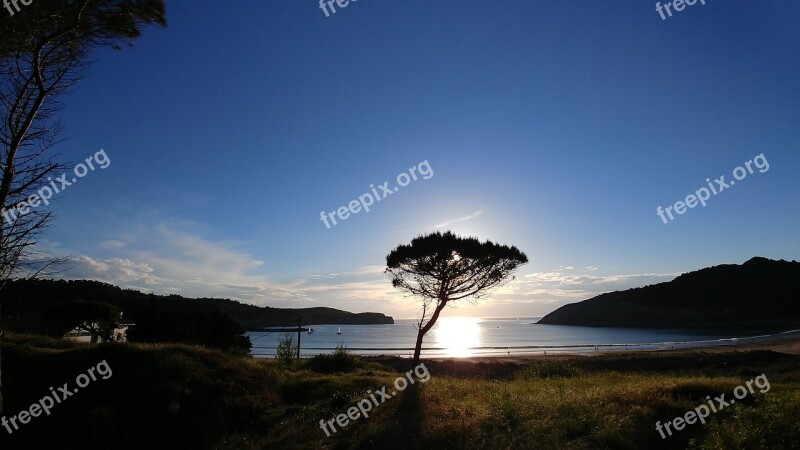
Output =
[
  {"x1": 275, "y1": 333, "x2": 296, "y2": 364},
  {"x1": 306, "y1": 343, "x2": 360, "y2": 373}
]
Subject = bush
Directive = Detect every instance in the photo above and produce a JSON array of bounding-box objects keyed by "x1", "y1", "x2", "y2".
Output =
[
  {"x1": 306, "y1": 343, "x2": 360, "y2": 373},
  {"x1": 275, "y1": 333, "x2": 296, "y2": 364}
]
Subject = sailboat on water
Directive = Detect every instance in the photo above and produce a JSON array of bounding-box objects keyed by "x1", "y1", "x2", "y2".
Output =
[
  {"x1": 307, "y1": 325, "x2": 314, "y2": 335},
  {"x1": 336, "y1": 327, "x2": 342, "y2": 335}
]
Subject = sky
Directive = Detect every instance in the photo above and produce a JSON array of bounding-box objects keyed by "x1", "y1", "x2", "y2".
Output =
[{"x1": 31, "y1": 0, "x2": 800, "y2": 320}]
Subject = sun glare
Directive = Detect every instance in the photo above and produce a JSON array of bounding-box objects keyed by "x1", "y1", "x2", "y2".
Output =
[{"x1": 433, "y1": 317, "x2": 482, "y2": 357}]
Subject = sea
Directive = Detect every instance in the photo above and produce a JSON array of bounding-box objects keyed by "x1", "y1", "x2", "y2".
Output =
[{"x1": 248, "y1": 317, "x2": 797, "y2": 358}]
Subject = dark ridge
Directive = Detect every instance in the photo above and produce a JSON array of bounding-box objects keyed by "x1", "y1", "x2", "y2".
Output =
[
  {"x1": 0, "y1": 278, "x2": 394, "y2": 335},
  {"x1": 537, "y1": 257, "x2": 800, "y2": 330}
]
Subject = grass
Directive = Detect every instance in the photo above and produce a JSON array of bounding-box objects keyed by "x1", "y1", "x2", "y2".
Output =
[
  {"x1": 1, "y1": 334, "x2": 281, "y2": 450},
  {"x1": 2, "y1": 334, "x2": 799, "y2": 449}
]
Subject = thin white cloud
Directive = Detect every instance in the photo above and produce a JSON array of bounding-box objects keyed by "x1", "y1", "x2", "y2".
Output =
[
  {"x1": 68, "y1": 255, "x2": 168, "y2": 285},
  {"x1": 432, "y1": 210, "x2": 483, "y2": 229},
  {"x1": 342, "y1": 265, "x2": 385, "y2": 277},
  {"x1": 56, "y1": 224, "x2": 311, "y2": 307},
  {"x1": 521, "y1": 270, "x2": 679, "y2": 296},
  {"x1": 99, "y1": 240, "x2": 126, "y2": 250}
]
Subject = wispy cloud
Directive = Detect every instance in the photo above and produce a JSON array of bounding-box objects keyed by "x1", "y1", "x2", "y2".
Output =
[
  {"x1": 54, "y1": 224, "x2": 311, "y2": 307},
  {"x1": 45, "y1": 222, "x2": 681, "y2": 318},
  {"x1": 342, "y1": 265, "x2": 385, "y2": 277},
  {"x1": 99, "y1": 240, "x2": 126, "y2": 250},
  {"x1": 519, "y1": 270, "x2": 679, "y2": 300},
  {"x1": 68, "y1": 255, "x2": 168, "y2": 285},
  {"x1": 432, "y1": 210, "x2": 483, "y2": 229},
  {"x1": 51, "y1": 223, "x2": 413, "y2": 313}
]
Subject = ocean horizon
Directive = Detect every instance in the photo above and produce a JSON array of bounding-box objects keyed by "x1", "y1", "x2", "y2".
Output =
[{"x1": 248, "y1": 317, "x2": 796, "y2": 358}]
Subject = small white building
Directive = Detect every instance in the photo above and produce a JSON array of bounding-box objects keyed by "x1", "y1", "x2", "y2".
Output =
[{"x1": 65, "y1": 321, "x2": 133, "y2": 343}]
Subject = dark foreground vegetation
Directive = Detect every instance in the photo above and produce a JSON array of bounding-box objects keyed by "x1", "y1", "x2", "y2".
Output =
[{"x1": 2, "y1": 334, "x2": 799, "y2": 449}]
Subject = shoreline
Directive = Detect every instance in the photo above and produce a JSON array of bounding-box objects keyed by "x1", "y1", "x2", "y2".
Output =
[
  {"x1": 425, "y1": 328, "x2": 800, "y2": 363},
  {"x1": 253, "y1": 327, "x2": 800, "y2": 360}
]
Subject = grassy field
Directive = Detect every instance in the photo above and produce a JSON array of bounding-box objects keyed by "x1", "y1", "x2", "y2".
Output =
[{"x1": 2, "y1": 334, "x2": 799, "y2": 449}]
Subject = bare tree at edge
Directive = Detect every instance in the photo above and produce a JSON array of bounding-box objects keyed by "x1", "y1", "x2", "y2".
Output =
[{"x1": 0, "y1": 0, "x2": 166, "y2": 415}]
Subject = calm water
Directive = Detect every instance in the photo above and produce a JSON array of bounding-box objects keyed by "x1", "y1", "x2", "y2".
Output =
[{"x1": 248, "y1": 317, "x2": 788, "y2": 358}]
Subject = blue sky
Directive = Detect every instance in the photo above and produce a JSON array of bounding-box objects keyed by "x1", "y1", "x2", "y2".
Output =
[{"x1": 37, "y1": 0, "x2": 800, "y2": 319}]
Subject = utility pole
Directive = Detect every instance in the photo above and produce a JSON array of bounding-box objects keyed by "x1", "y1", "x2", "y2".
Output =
[{"x1": 296, "y1": 317, "x2": 301, "y2": 360}]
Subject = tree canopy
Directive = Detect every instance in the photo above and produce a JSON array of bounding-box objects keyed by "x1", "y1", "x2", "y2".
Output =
[
  {"x1": 1, "y1": 1, "x2": 165, "y2": 413},
  {"x1": 127, "y1": 301, "x2": 252, "y2": 353},
  {"x1": 0, "y1": 0, "x2": 166, "y2": 279},
  {"x1": 386, "y1": 231, "x2": 528, "y2": 362},
  {"x1": 42, "y1": 300, "x2": 120, "y2": 341}
]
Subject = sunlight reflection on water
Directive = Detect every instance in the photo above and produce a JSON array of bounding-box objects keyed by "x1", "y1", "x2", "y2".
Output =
[{"x1": 433, "y1": 317, "x2": 482, "y2": 357}]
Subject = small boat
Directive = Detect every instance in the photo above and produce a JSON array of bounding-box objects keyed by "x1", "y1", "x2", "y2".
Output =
[
  {"x1": 336, "y1": 327, "x2": 342, "y2": 335},
  {"x1": 307, "y1": 326, "x2": 314, "y2": 335}
]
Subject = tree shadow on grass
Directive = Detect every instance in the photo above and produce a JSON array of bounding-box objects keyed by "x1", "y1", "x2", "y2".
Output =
[{"x1": 349, "y1": 382, "x2": 425, "y2": 450}]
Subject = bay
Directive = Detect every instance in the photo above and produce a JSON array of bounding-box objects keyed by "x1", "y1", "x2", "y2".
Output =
[{"x1": 248, "y1": 317, "x2": 785, "y2": 358}]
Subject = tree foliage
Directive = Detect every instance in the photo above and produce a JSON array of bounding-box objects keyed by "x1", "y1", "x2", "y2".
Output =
[
  {"x1": 386, "y1": 231, "x2": 528, "y2": 363},
  {"x1": 41, "y1": 300, "x2": 120, "y2": 341},
  {"x1": 127, "y1": 300, "x2": 252, "y2": 354},
  {"x1": 275, "y1": 333, "x2": 296, "y2": 365},
  {"x1": 0, "y1": 0, "x2": 166, "y2": 279},
  {"x1": 0, "y1": 0, "x2": 166, "y2": 414}
]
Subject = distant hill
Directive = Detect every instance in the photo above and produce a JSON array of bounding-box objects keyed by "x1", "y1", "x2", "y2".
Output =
[
  {"x1": 1, "y1": 279, "x2": 394, "y2": 334},
  {"x1": 537, "y1": 257, "x2": 800, "y2": 330}
]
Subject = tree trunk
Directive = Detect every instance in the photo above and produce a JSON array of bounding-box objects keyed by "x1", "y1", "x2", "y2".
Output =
[
  {"x1": 412, "y1": 330, "x2": 424, "y2": 364},
  {"x1": 0, "y1": 291, "x2": 3, "y2": 415},
  {"x1": 412, "y1": 299, "x2": 447, "y2": 365}
]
